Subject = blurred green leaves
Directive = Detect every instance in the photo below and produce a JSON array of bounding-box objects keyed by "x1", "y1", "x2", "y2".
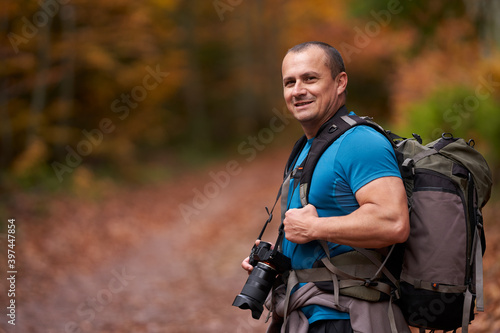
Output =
[{"x1": 399, "y1": 77, "x2": 500, "y2": 166}]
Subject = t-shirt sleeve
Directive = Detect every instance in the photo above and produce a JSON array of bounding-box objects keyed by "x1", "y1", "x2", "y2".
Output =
[{"x1": 337, "y1": 126, "x2": 401, "y2": 194}]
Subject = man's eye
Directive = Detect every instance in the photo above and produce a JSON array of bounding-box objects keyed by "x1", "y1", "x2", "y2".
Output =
[
  {"x1": 305, "y1": 76, "x2": 317, "y2": 82},
  {"x1": 284, "y1": 81, "x2": 295, "y2": 87}
]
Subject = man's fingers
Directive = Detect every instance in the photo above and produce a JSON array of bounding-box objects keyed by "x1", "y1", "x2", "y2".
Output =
[{"x1": 241, "y1": 256, "x2": 253, "y2": 273}]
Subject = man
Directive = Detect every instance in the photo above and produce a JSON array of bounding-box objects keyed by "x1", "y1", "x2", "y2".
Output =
[{"x1": 242, "y1": 41, "x2": 410, "y2": 332}]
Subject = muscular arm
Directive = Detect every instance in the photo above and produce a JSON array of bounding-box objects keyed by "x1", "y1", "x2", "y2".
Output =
[{"x1": 283, "y1": 176, "x2": 409, "y2": 248}]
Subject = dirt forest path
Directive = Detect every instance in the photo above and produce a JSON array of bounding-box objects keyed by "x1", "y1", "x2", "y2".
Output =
[
  {"x1": 2, "y1": 148, "x2": 289, "y2": 333},
  {"x1": 1, "y1": 147, "x2": 499, "y2": 333}
]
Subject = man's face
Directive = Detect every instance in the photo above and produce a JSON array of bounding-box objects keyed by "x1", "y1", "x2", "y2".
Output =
[{"x1": 282, "y1": 46, "x2": 345, "y2": 134}]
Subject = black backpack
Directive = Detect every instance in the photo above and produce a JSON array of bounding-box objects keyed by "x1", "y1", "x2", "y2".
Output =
[{"x1": 283, "y1": 106, "x2": 492, "y2": 333}]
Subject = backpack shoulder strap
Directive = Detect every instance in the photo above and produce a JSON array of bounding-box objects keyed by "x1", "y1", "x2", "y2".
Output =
[
  {"x1": 284, "y1": 135, "x2": 307, "y2": 178},
  {"x1": 297, "y1": 112, "x2": 391, "y2": 206}
]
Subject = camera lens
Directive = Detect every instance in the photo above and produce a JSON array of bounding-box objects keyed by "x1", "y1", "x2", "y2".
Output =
[{"x1": 232, "y1": 262, "x2": 277, "y2": 319}]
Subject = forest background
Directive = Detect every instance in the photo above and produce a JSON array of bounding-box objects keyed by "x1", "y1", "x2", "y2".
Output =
[
  {"x1": 3, "y1": 0, "x2": 500, "y2": 189},
  {"x1": 1, "y1": 0, "x2": 500, "y2": 332}
]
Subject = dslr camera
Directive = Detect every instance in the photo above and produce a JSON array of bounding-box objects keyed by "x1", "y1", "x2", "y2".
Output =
[{"x1": 232, "y1": 241, "x2": 291, "y2": 319}]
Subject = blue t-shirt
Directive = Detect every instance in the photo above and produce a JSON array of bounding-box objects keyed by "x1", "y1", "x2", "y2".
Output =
[{"x1": 282, "y1": 121, "x2": 401, "y2": 324}]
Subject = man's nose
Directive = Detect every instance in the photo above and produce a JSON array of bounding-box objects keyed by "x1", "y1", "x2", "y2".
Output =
[{"x1": 292, "y1": 81, "x2": 306, "y2": 97}]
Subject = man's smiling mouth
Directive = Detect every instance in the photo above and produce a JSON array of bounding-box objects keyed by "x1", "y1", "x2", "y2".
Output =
[{"x1": 294, "y1": 101, "x2": 313, "y2": 107}]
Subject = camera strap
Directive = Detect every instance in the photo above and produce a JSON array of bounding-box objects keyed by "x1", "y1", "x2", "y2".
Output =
[
  {"x1": 255, "y1": 161, "x2": 297, "y2": 255},
  {"x1": 274, "y1": 170, "x2": 292, "y2": 253}
]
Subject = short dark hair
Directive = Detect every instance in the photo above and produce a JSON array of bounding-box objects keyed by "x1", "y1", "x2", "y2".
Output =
[{"x1": 287, "y1": 41, "x2": 346, "y2": 79}]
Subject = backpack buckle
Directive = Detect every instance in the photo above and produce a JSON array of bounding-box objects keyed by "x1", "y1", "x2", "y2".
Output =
[
  {"x1": 401, "y1": 158, "x2": 415, "y2": 177},
  {"x1": 412, "y1": 133, "x2": 422, "y2": 144},
  {"x1": 328, "y1": 124, "x2": 338, "y2": 133},
  {"x1": 363, "y1": 279, "x2": 378, "y2": 287},
  {"x1": 391, "y1": 288, "x2": 401, "y2": 300},
  {"x1": 476, "y1": 213, "x2": 484, "y2": 230}
]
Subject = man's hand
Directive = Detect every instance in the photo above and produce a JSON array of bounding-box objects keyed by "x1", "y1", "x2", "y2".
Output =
[
  {"x1": 240, "y1": 240, "x2": 269, "y2": 274},
  {"x1": 284, "y1": 177, "x2": 409, "y2": 249},
  {"x1": 283, "y1": 204, "x2": 319, "y2": 244},
  {"x1": 241, "y1": 256, "x2": 254, "y2": 273}
]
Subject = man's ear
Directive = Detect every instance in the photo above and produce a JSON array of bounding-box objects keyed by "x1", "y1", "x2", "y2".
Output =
[{"x1": 337, "y1": 72, "x2": 348, "y2": 95}]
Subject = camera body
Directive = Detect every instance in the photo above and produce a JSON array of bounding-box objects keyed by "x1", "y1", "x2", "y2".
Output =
[
  {"x1": 248, "y1": 241, "x2": 291, "y2": 273},
  {"x1": 232, "y1": 241, "x2": 291, "y2": 319}
]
